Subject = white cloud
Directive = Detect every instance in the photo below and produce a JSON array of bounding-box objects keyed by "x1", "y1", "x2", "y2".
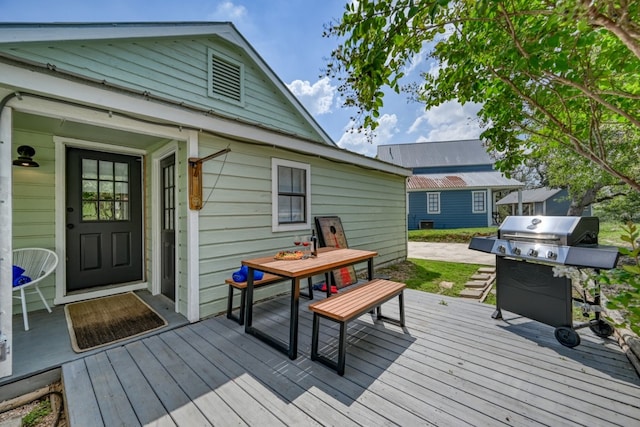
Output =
[
  {"x1": 337, "y1": 114, "x2": 399, "y2": 157},
  {"x1": 403, "y1": 47, "x2": 428, "y2": 76},
  {"x1": 287, "y1": 77, "x2": 336, "y2": 115},
  {"x1": 212, "y1": 1, "x2": 247, "y2": 20},
  {"x1": 426, "y1": 60, "x2": 443, "y2": 79},
  {"x1": 409, "y1": 100, "x2": 485, "y2": 142}
]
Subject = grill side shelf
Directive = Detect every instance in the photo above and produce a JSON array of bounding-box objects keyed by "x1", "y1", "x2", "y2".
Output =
[
  {"x1": 564, "y1": 245, "x2": 620, "y2": 269},
  {"x1": 468, "y1": 236, "x2": 496, "y2": 253}
]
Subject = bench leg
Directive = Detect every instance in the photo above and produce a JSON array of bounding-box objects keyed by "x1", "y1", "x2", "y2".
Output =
[
  {"x1": 311, "y1": 313, "x2": 320, "y2": 360},
  {"x1": 375, "y1": 292, "x2": 405, "y2": 327},
  {"x1": 311, "y1": 315, "x2": 348, "y2": 376},
  {"x1": 226, "y1": 285, "x2": 236, "y2": 321},
  {"x1": 399, "y1": 292, "x2": 405, "y2": 327},
  {"x1": 226, "y1": 286, "x2": 246, "y2": 326},
  {"x1": 337, "y1": 322, "x2": 347, "y2": 376}
]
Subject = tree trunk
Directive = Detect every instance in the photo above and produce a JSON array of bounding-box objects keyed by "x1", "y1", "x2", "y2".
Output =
[{"x1": 567, "y1": 187, "x2": 600, "y2": 216}]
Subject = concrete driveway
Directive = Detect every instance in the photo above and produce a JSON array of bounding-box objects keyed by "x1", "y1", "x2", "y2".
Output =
[{"x1": 408, "y1": 241, "x2": 495, "y2": 265}]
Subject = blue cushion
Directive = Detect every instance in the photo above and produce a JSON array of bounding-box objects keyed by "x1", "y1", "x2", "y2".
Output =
[
  {"x1": 12, "y1": 265, "x2": 31, "y2": 287},
  {"x1": 13, "y1": 265, "x2": 25, "y2": 279},
  {"x1": 13, "y1": 275, "x2": 32, "y2": 287}
]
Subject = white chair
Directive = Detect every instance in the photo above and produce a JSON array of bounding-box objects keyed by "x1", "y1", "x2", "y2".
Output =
[{"x1": 12, "y1": 248, "x2": 58, "y2": 331}]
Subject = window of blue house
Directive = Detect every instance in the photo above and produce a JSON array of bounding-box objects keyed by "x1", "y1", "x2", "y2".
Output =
[
  {"x1": 426, "y1": 192, "x2": 440, "y2": 214},
  {"x1": 272, "y1": 158, "x2": 311, "y2": 232},
  {"x1": 472, "y1": 191, "x2": 487, "y2": 213}
]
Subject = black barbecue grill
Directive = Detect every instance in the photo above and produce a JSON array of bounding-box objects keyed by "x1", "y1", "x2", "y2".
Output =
[{"x1": 469, "y1": 215, "x2": 620, "y2": 348}]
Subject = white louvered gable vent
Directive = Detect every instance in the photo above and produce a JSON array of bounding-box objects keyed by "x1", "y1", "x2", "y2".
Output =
[{"x1": 208, "y1": 49, "x2": 244, "y2": 105}]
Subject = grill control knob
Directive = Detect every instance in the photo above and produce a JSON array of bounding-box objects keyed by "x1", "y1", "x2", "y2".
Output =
[
  {"x1": 513, "y1": 247, "x2": 521, "y2": 255},
  {"x1": 546, "y1": 251, "x2": 557, "y2": 260},
  {"x1": 528, "y1": 249, "x2": 538, "y2": 257},
  {"x1": 497, "y1": 245, "x2": 506, "y2": 254}
]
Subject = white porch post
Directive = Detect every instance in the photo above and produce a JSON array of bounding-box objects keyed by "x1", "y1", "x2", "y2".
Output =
[
  {"x1": 0, "y1": 104, "x2": 13, "y2": 377},
  {"x1": 186, "y1": 131, "x2": 200, "y2": 322},
  {"x1": 517, "y1": 189, "x2": 523, "y2": 216},
  {"x1": 487, "y1": 189, "x2": 493, "y2": 226}
]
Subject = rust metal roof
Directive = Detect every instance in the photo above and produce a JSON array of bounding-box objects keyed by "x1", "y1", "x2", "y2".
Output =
[{"x1": 407, "y1": 172, "x2": 523, "y2": 190}]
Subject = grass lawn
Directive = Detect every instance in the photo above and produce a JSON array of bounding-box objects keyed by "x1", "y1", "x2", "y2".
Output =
[
  {"x1": 408, "y1": 227, "x2": 496, "y2": 243},
  {"x1": 375, "y1": 258, "x2": 490, "y2": 300},
  {"x1": 598, "y1": 221, "x2": 632, "y2": 246}
]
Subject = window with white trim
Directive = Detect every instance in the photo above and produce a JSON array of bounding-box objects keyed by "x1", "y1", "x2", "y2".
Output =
[
  {"x1": 272, "y1": 158, "x2": 311, "y2": 231},
  {"x1": 472, "y1": 191, "x2": 487, "y2": 213},
  {"x1": 426, "y1": 192, "x2": 440, "y2": 214}
]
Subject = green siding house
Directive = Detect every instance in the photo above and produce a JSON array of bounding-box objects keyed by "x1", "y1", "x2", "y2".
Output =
[{"x1": 0, "y1": 22, "x2": 410, "y2": 378}]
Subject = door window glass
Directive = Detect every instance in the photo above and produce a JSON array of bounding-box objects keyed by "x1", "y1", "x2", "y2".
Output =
[
  {"x1": 162, "y1": 160, "x2": 175, "y2": 231},
  {"x1": 82, "y1": 159, "x2": 130, "y2": 221}
]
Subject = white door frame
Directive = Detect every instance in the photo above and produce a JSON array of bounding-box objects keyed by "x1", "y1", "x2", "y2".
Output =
[
  {"x1": 151, "y1": 141, "x2": 179, "y2": 312},
  {"x1": 53, "y1": 137, "x2": 148, "y2": 304}
]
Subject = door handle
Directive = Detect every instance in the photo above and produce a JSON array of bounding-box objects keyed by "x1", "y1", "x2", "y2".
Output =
[{"x1": 66, "y1": 223, "x2": 75, "y2": 230}]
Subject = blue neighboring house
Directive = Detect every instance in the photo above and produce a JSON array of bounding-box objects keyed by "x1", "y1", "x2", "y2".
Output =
[{"x1": 377, "y1": 140, "x2": 523, "y2": 230}]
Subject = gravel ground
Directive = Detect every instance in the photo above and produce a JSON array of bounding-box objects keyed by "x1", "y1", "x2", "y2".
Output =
[{"x1": 0, "y1": 382, "x2": 66, "y2": 427}]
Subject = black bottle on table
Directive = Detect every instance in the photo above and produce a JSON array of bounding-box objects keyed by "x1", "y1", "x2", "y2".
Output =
[{"x1": 311, "y1": 230, "x2": 318, "y2": 256}]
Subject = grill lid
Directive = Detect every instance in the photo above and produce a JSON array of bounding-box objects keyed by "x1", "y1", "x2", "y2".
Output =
[
  {"x1": 468, "y1": 215, "x2": 618, "y2": 268},
  {"x1": 498, "y1": 216, "x2": 599, "y2": 246}
]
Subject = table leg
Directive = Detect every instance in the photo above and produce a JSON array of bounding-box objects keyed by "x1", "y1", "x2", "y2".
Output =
[
  {"x1": 289, "y1": 278, "x2": 300, "y2": 360},
  {"x1": 368, "y1": 258, "x2": 375, "y2": 314},
  {"x1": 244, "y1": 268, "x2": 254, "y2": 331},
  {"x1": 244, "y1": 269, "x2": 299, "y2": 360}
]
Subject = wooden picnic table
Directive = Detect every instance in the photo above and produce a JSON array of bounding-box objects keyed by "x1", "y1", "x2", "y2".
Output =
[{"x1": 242, "y1": 247, "x2": 377, "y2": 359}]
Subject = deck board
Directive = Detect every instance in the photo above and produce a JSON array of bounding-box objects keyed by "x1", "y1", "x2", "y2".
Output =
[
  {"x1": 63, "y1": 289, "x2": 640, "y2": 426},
  {"x1": 61, "y1": 360, "x2": 104, "y2": 427},
  {"x1": 105, "y1": 346, "x2": 177, "y2": 427},
  {"x1": 124, "y1": 340, "x2": 213, "y2": 426},
  {"x1": 84, "y1": 352, "x2": 142, "y2": 427}
]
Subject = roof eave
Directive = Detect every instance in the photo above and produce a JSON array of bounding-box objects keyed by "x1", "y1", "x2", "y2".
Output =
[{"x1": 0, "y1": 21, "x2": 337, "y2": 147}]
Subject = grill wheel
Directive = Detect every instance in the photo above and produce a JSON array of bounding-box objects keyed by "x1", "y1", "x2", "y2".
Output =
[
  {"x1": 589, "y1": 319, "x2": 615, "y2": 338},
  {"x1": 554, "y1": 326, "x2": 581, "y2": 348}
]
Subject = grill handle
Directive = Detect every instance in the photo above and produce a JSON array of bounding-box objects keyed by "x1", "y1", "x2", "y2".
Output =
[{"x1": 500, "y1": 233, "x2": 561, "y2": 243}]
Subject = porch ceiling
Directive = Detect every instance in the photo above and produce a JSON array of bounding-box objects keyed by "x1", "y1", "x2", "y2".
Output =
[{"x1": 13, "y1": 111, "x2": 172, "y2": 149}]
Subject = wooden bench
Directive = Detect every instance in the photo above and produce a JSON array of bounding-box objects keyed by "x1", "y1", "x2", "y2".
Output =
[
  {"x1": 226, "y1": 273, "x2": 313, "y2": 325},
  {"x1": 308, "y1": 278, "x2": 406, "y2": 375}
]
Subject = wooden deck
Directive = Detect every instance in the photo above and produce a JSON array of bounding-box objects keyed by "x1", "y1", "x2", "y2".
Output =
[{"x1": 63, "y1": 289, "x2": 640, "y2": 426}]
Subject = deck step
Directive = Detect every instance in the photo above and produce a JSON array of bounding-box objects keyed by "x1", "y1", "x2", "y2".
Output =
[
  {"x1": 459, "y1": 288, "x2": 484, "y2": 298},
  {"x1": 460, "y1": 266, "x2": 496, "y2": 300},
  {"x1": 465, "y1": 280, "x2": 488, "y2": 289}
]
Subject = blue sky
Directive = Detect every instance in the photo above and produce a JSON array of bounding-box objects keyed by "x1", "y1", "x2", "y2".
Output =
[{"x1": 1, "y1": 0, "x2": 484, "y2": 157}]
